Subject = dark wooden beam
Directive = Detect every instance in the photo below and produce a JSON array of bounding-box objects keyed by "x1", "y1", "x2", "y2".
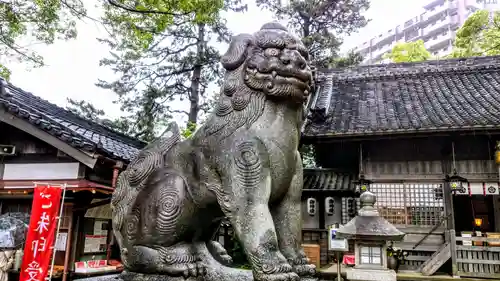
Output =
[
  {"x1": 73, "y1": 198, "x2": 111, "y2": 211},
  {"x1": 302, "y1": 128, "x2": 500, "y2": 144}
]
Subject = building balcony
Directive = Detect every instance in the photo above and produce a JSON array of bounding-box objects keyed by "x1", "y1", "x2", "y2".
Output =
[
  {"x1": 423, "y1": 1, "x2": 458, "y2": 22},
  {"x1": 423, "y1": 17, "x2": 451, "y2": 35},
  {"x1": 402, "y1": 16, "x2": 424, "y2": 32},
  {"x1": 372, "y1": 30, "x2": 397, "y2": 48},
  {"x1": 432, "y1": 48, "x2": 452, "y2": 58},
  {"x1": 371, "y1": 46, "x2": 391, "y2": 60},
  {"x1": 425, "y1": 33, "x2": 451, "y2": 50}
]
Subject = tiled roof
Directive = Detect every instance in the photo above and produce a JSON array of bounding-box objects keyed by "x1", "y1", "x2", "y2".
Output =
[
  {"x1": 303, "y1": 56, "x2": 500, "y2": 138},
  {"x1": 0, "y1": 79, "x2": 146, "y2": 162},
  {"x1": 303, "y1": 169, "x2": 356, "y2": 192}
]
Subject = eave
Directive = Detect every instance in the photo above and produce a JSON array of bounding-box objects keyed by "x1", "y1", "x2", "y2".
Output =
[{"x1": 0, "y1": 107, "x2": 99, "y2": 168}]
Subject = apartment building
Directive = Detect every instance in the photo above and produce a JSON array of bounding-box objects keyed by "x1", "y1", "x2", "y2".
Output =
[{"x1": 355, "y1": 0, "x2": 500, "y2": 64}]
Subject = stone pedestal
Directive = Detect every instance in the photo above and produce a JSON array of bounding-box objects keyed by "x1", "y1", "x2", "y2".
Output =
[{"x1": 346, "y1": 267, "x2": 396, "y2": 281}]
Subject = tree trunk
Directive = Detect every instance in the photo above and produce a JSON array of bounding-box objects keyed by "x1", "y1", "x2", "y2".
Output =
[{"x1": 188, "y1": 23, "x2": 205, "y2": 125}]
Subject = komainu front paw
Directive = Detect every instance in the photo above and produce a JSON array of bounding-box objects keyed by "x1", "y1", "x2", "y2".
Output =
[
  {"x1": 207, "y1": 241, "x2": 233, "y2": 265},
  {"x1": 256, "y1": 272, "x2": 300, "y2": 281},
  {"x1": 160, "y1": 254, "x2": 207, "y2": 278},
  {"x1": 254, "y1": 261, "x2": 299, "y2": 281},
  {"x1": 292, "y1": 264, "x2": 316, "y2": 277},
  {"x1": 288, "y1": 255, "x2": 316, "y2": 277}
]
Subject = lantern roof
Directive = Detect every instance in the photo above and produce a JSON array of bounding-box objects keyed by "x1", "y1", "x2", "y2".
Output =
[{"x1": 336, "y1": 191, "x2": 405, "y2": 241}]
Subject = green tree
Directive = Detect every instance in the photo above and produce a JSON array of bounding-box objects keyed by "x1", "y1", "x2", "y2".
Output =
[
  {"x1": 97, "y1": 0, "x2": 246, "y2": 139},
  {"x1": 449, "y1": 10, "x2": 500, "y2": 58},
  {"x1": 66, "y1": 98, "x2": 145, "y2": 140},
  {"x1": 66, "y1": 98, "x2": 105, "y2": 121},
  {"x1": 383, "y1": 40, "x2": 431, "y2": 63},
  {"x1": 0, "y1": 1, "x2": 87, "y2": 80},
  {"x1": 66, "y1": 91, "x2": 216, "y2": 143},
  {"x1": 331, "y1": 50, "x2": 364, "y2": 68},
  {"x1": 256, "y1": 0, "x2": 370, "y2": 68},
  {"x1": 300, "y1": 144, "x2": 317, "y2": 168}
]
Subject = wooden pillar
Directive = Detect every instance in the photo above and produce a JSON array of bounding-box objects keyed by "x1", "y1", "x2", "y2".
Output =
[
  {"x1": 447, "y1": 229, "x2": 458, "y2": 276},
  {"x1": 442, "y1": 158, "x2": 455, "y2": 230},
  {"x1": 112, "y1": 162, "x2": 124, "y2": 189},
  {"x1": 105, "y1": 219, "x2": 113, "y2": 263},
  {"x1": 62, "y1": 207, "x2": 74, "y2": 281},
  {"x1": 71, "y1": 212, "x2": 84, "y2": 267},
  {"x1": 442, "y1": 145, "x2": 457, "y2": 276},
  {"x1": 318, "y1": 195, "x2": 325, "y2": 230},
  {"x1": 443, "y1": 182, "x2": 455, "y2": 230}
]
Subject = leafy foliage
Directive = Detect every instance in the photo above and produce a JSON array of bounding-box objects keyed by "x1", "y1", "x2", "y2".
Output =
[
  {"x1": 0, "y1": 0, "x2": 87, "y2": 80},
  {"x1": 449, "y1": 10, "x2": 500, "y2": 58},
  {"x1": 383, "y1": 40, "x2": 431, "y2": 63},
  {"x1": 67, "y1": 94, "x2": 211, "y2": 143},
  {"x1": 181, "y1": 121, "x2": 197, "y2": 139},
  {"x1": 300, "y1": 144, "x2": 316, "y2": 168},
  {"x1": 97, "y1": 0, "x2": 246, "y2": 140},
  {"x1": 66, "y1": 98, "x2": 155, "y2": 142},
  {"x1": 331, "y1": 50, "x2": 364, "y2": 68},
  {"x1": 66, "y1": 98, "x2": 105, "y2": 121},
  {"x1": 256, "y1": 0, "x2": 370, "y2": 68},
  {"x1": 230, "y1": 233, "x2": 250, "y2": 268}
]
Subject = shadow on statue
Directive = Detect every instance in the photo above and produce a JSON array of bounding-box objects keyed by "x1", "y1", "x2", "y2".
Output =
[{"x1": 97, "y1": 22, "x2": 318, "y2": 281}]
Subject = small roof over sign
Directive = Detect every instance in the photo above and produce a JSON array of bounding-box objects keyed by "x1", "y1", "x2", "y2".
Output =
[{"x1": 85, "y1": 199, "x2": 112, "y2": 220}]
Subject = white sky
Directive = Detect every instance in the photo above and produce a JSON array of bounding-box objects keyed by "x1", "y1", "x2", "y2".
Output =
[{"x1": 7, "y1": 0, "x2": 427, "y2": 121}]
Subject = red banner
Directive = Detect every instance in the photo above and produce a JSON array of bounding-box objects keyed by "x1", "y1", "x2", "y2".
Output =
[{"x1": 19, "y1": 185, "x2": 63, "y2": 281}]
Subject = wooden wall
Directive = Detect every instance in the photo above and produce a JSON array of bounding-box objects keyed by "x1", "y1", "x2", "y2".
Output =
[{"x1": 0, "y1": 122, "x2": 60, "y2": 161}]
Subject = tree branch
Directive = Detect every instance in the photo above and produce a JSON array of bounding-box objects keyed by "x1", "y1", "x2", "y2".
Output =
[{"x1": 107, "y1": 0, "x2": 193, "y2": 16}]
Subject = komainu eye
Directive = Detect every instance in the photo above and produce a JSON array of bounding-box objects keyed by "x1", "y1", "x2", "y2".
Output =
[{"x1": 264, "y1": 48, "x2": 280, "y2": 57}]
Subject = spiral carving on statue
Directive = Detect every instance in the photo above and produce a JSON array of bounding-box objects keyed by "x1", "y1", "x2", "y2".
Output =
[
  {"x1": 125, "y1": 209, "x2": 140, "y2": 242},
  {"x1": 128, "y1": 150, "x2": 163, "y2": 186},
  {"x1": 156, "y1": 184, "x2": 182, "y2": 236},
  {"x1": 234, "y1": 141, "x2": 262, "y2": 189}
]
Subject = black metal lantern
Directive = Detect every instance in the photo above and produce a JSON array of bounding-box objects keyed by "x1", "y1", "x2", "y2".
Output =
[
  {"x1": 444, "y1": 170, "x2": 468, "y2": 193},
  {"x1": 445, "y1": 141, "x2": 468, "y2": 193},
  {"x1": 354, "y1": 174, "x2": 373, "y2": 194}
]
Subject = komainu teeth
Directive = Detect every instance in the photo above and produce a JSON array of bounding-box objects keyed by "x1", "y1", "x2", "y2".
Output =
[{"x1": 272, "y1": 71, "x2": 277, "y2": 78}]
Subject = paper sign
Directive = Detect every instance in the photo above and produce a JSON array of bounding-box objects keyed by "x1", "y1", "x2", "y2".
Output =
[
  {"x1": 55, "y1": 232, "x2": 67, "y2": 251},
  {"x1": 328, "y1": 226, "x2": 349, "y2": 252}
]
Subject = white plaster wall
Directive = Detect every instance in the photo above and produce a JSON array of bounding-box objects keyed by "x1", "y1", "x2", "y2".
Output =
[{"x1": 3, "y1": 162, "x2": 80, "y2": 180}]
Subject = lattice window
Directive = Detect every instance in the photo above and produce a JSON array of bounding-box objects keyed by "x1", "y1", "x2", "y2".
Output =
[
  {"x1": 370, "y1": 183, "x2": 444, "y2": 227},
  {"x1": 359, "y1": 245, "x2": 383, "y2": 265}
]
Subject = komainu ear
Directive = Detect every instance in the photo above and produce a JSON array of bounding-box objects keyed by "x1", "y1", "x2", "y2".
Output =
[{"x1": 220, "y1": 34, "x2": 254, "y2": 71}]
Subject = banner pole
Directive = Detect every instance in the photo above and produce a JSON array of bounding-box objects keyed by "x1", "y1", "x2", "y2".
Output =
[{"x1": 47, "y1": 183, "x2": 67, "y2": 281}]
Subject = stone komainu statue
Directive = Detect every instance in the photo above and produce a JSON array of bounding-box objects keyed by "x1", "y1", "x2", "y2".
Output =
[{"x1": 111, "y1": 22, "x2": 316, "y2": 281}]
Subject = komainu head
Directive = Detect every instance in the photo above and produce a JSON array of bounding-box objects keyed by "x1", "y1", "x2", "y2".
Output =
[{"x1": 220, "y1": 22, "x2": 312, "y2": 104}]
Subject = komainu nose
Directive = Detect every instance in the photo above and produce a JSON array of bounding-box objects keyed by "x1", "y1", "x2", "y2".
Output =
[{"x1": 280, "y1": 50, "x2": 307, "y2": 70}]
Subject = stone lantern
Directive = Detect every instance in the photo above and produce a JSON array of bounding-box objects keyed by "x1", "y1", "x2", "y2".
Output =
[{"x1": 335, "y1": 191, "x2": 405, "y2": 281}]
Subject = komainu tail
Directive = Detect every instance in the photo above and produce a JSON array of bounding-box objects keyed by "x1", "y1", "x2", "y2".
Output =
[{"x1": 111, "y1": 122, "x2": 181, "y2": 265}]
